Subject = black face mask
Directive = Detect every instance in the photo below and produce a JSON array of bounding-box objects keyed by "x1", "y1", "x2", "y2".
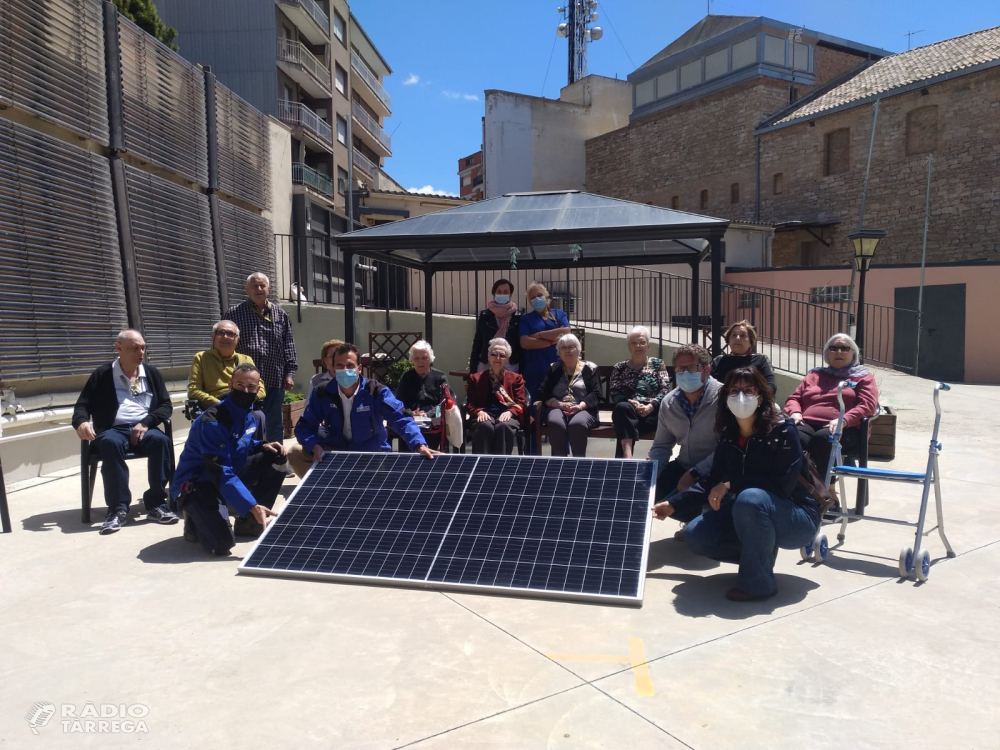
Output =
[{"x1": 230, "y1": 390, "x2": 257, "y2": 410}]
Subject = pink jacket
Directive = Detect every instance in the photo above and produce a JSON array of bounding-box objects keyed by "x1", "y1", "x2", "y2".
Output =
[{"x1": 784, "y1": 370, "x2": 879, "y2": 429}]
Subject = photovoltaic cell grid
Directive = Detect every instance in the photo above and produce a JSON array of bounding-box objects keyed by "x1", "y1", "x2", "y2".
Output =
[{"x1": 238, "y1": 453, "x2": 656, "y2": 605}]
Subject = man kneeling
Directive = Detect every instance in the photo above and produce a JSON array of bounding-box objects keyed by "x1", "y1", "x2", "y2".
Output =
[{"x1": 171, "y1": 364, "x2": 287, "y2": 555}]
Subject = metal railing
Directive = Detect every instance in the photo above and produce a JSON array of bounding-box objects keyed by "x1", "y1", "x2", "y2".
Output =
[
  {"x1": 291, "y1": 163, "x2": 333, "y2": 197},
  {"x1": 352, "y1": 148, "x2": 377, "y2": 179},
  {"x1": 277, "y1": 99, "x2": 332, "y2": 144},
  {"x1": 275, "y1": 235, "x2": 917, "y2": 375},
  {"x1": 351, "y1": 100, "x2": 391, "y2": 152},
  {"x1": 276, "y1": 0, "x2": 330, "y2": 37},
  {"x1": 276, "y1": 38, "x2": 331, "y2": 90},
  {"x1": 351, "y1": 49, "x2": 390, "y2": 111}
]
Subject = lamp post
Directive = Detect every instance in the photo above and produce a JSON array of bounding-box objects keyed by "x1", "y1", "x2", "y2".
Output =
[{"x1": 848, "y1": 228, "x2": 886, "y2": 362}]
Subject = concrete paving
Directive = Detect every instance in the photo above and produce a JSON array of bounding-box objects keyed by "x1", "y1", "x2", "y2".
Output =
[{"x1": 2, "y1": 367, "x2": 998, "y2": 748}]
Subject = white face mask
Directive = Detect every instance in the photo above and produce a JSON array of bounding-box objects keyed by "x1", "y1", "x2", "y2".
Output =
[{"x1": 727, "y1": 393, "x2": 760, "y2": 420}]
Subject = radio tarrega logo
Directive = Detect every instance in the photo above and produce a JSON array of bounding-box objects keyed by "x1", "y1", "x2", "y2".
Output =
[{"x1": 25, "y1": 702, "x2": 150, "y2": 734}]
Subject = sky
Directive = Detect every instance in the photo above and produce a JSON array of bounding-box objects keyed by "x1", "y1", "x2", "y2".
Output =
[{"x1": 351, "y1": 0, "x2": 998, "y2": 197}]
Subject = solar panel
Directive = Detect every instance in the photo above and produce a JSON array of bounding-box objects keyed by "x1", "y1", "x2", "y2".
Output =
[{"x1": 238, "y1": 453, "x2": 656, "y2": 605}]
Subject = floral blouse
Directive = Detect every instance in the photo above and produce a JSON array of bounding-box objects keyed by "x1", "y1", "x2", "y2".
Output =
[{"x1": 610, "y1": 357, "x2": 669, "y2": 405}]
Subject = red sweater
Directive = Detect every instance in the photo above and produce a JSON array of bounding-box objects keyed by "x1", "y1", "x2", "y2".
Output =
[{"x1": 784, "y1": 370, "x2": 879, "y2": 429}]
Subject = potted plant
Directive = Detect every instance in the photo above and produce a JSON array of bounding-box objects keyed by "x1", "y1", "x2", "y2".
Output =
[{"x1": 282, "y1": 391, "x2": 306, "y2": 438}]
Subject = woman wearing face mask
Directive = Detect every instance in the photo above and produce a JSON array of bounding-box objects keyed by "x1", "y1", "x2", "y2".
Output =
[
  {"x1": 518, "y1": 282, "x2": 571, "y2": 402},
  {"x1": 784, "y1": 332, "x2": 879, "y2": 476},
  {"x1": 610, "y1": 326, "x2": 669, "y2": 459},
  {"x1": 709, "y1": 320, "x2": 776, "y2": 394},
  {"x1": 469, "y1": 278, "x2": 522, "y2": 374},
  {"x1": 684, "y1": 367, "x2": 819, "y2": 601}
]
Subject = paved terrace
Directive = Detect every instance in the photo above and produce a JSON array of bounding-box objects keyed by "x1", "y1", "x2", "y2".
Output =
[{"x1": 2, "y1": 367, "x2": 997, "y2": 748}]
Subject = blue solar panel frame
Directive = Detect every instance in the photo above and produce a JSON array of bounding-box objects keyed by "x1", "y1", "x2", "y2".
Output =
[{"x1": 238, "y1": 452, "x2": 657, "y2": 606}]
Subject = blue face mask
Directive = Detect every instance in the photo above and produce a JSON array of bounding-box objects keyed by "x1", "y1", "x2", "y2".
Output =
[
  {"x1": 494, "y1": 294, "x2": 510, "y2": 305},
  {"x1": 675, "y1": 370, "x2": 704, "y2": 393},
  {"x1": 335, "y1": 368, "x2": 359, "y2": 388},
  {"x1": 530, "y1": 296, "x2": 547, "y2": 312}
]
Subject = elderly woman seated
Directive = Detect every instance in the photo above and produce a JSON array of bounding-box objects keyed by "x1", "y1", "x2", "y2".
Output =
[
  {"x1": 784, "y1": 332, "x2": 879, "y2": 475},
  {"x1": 610, "y1": 325, "x2": 669, "y2": 458},
  {"x1": 309, "y1": 338, "x2": 343, "y2": 394},
  {"x1": 466, "y1": 338, "x2": 527, "y2": 455},
  {"x1": 709, "y1": 320, "x2": 776, "y2": 394},
  {"x1": 394, "y1": 341, "x2": 449, "y2": 417},
  {"x1": 538, "y1": 333, "x2": 602, "y2": 457}
]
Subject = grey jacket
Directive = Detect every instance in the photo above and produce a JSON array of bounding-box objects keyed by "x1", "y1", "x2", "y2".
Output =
[{"x1": 646, "y1": 377, "x2": 722, "y2": 477}]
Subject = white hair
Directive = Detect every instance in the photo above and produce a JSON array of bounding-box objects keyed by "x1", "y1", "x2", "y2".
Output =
[
  {"x1": 409, "y1": 340, "x2": 435, "y2": 363},
  {"x1": 628, "y1": 325, "x2": 651, "y2": 343},
  {"x1": 246, "y1": 272, "x2": 270, "y2": 286},
  {"x1": 487, "y1": 337, "x2": 512, "y2": 358},
  {"x1": 556, "y1": 333, "x2": 582, "y2": 352},
  {"x1": 824, "y1": 332, "x2": 860, "y2": 366},
  {"x1": 212, "y1": 320, "x2": 239, "y2": 336},
  {"x1": 116, "y1": 329, "x2": 144, "y2": 345}
]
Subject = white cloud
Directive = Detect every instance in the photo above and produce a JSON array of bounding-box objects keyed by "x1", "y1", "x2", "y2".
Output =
[
  {"x1": 408, "y1": 185, "x2": 459, "y2": 197},
  {"x1": 442, "y1": 90, "x2": 480, "y2": 102},
  {"x1": 403, "y1": 73, "x2": 420, "y2": 86}
]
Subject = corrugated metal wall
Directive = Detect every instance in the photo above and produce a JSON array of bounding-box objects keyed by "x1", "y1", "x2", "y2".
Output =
[
  {"x1": 218, "y1": 200, "x2": 276, "y2": 305},
  {"x1": 0, "y1": 0, "x2": 109, "y2": 144},
  {"x1": 0, "y1": 117, "x2": 127, "y2": 380},
  {"x1": 216, "y1": 83, "x2": 272, "y2": 211}
]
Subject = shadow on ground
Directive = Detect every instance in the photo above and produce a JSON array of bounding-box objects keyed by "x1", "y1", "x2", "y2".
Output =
[
  {"x1": 646, "y1": 570, "x2": 819, "y2": 619},
  {"x1": 646, "y1": 537, "x2": 719, "y2": 572},
  {"x1": 22, "y1": 508, "x2": 98, "y2": 535},
  {"x1": 137, "y1": 536, "x2": 235, "y2": 564}
]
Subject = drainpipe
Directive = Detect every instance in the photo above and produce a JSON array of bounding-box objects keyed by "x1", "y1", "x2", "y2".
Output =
[{"x1": 755, "y1": 133, "x2": 761, "y2": 224}]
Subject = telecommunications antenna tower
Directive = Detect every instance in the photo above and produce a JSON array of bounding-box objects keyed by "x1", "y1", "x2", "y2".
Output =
[{"x1": 556, "y1": 1, "x2": 603, "y2": 85}]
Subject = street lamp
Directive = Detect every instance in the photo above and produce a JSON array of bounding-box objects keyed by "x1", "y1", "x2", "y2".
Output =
[{"x1": 848, "y1": 228, "x2": 886, "y2": 362}]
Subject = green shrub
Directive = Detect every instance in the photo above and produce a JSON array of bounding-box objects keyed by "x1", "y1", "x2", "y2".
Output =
[
  {"x1": 283, "y1": 391, "x2": 305, "y2": 404},
  {"x1": 385, "y1": 358, "x2": 413, "y2": 390}
]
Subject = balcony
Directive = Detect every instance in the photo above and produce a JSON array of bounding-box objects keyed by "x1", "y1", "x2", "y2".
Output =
[
  {"x1": 351, "y1": 49, "x2": 390, "y2": 117},
  {"x1": 292, "y1": 162, "x2": 334, "y2": 198},
  {"x1": 352, "y1": 148, "x2": 377, "y2": 180},
  {"x1": 276, "y1": 39, "x2": 332, "y2": 99},
  {"x1": 278, "y1": 100, "x2": 333, "y2": 150},
  {"x1": 275, "y1": 0, "x2": 330, "y2": 46},
  {"x1": 351, "y1": 100, "x2": 391, "y2": 157}
]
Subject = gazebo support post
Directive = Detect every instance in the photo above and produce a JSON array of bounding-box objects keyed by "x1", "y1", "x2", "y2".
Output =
[
  {"x1": 424, "y1": 269, "x2": 435, "y2": 344},
  {"x1": 710, "y1": 235, "x2": 723, "y2": 356},
  {"x1": 690, "y1": 259, "x2": 700, "y2": 343},
  {"x1": 344, "y1": 249, "x2": 357, "y2": 344}
]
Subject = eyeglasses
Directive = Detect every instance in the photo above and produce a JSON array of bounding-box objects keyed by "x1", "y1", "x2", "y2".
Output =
[
  {"x1": 828, "y1": 345, "x2": 852, "y2": 353},
  {"x1": 488, "y1": 351, "x2": 508, "y2": 358},
  {"x1": 214, "y1": 330, "x2": 238, "y2": 339},
  {"x1": 675, "y1": 364, "x2": 705, "y2": 374},
  {"x1": 727, "y1": 387, "x2": 759, "y2": 398}
]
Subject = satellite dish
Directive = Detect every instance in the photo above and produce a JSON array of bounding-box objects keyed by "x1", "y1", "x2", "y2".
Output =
[
  {"x1": 590, "y1": 26, "x2": 603, "y2": 40},
  {"x1": 556, "y1": 22, "x2": 568, "y2": 37},
  {"x1": 590, "y1": 12, "x2": 598, "y2": 21}
]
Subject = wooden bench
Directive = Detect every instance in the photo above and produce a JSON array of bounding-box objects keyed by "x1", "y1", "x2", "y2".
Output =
[{"x1": 534, "y1": 363, "x2": 675, "y2": 455}]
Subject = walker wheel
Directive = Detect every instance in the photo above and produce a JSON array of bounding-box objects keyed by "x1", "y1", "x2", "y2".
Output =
[
  {"x1": 915, "y1": 549, "x2": 931, "y2": 582},
  {"x1": 814, "y1": 534, "x2": 829, "y2": 563},
  {"x1": 899, "y1": 546, "x2": 915, "y2": 578},
  {"x1": 800, "y1": 541, "x2": 813, "y2": 561}
]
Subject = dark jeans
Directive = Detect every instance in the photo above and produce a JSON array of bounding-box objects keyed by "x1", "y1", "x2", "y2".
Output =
[
  {"x1": 797, "y1": 422, "x2": 861, "y2": 477},
  {"x1": 472, "y1": 416, "x2": 519, "y2": 455},
  {"x1": 654, "y1": 459, "x2": 708, "y2": 523},
  {"x1": 178, "y1": 450, "x2": 286, "y2": 555},
  {"x1": 545, "y1": 407, "x2": 598, "y2": 457},
  {"x1": 92, "y1": 424, "x2": 171, "y2": 513},
  {"x1": 261, "y1": 387, "x2": 285, "y2": 444},
  {"x1": 685, "y1": 488, "x2": 817, "y2": 596}
]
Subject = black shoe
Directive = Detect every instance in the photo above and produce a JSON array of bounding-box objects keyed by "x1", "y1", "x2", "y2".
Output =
[
  {"x1": 100, "y1": 509, "x2": 128, "y2": 535},
  {"x1": 147, "y1": 504, "x2": 180, "y2": 524},
  {"x1": 233, "y1": 514, "x2": 264, "y2": 538},
  {"x1": 182, "y1": 511, "x2": 197, "y2": 542}
]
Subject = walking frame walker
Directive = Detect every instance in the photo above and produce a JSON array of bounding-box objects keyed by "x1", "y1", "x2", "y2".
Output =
[{"x1": 800, "y1": 381, "x2": 956, "y2": 581}]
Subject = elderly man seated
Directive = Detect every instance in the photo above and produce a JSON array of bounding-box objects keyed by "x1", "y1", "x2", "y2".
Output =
[
  {"x1": 288, "y1": 343, "x2": 436, "y2": 476},
  {"x1": 187, "y1": 320, "x2": 266, "y2": 409},
  {"x1": 172, "y1": 364, "x2": 287, "y2": 554},
  {"x1": 72, "y1": 329, "x2": 179, "y2": 534}
]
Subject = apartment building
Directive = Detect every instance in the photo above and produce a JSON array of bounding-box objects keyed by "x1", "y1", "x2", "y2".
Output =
[
  {"x1": 156, "y1": 0, "x2": 393, "y2": 238},
  {"x1": 457, "y1": 151, "x2": 484, "y2": 200}
]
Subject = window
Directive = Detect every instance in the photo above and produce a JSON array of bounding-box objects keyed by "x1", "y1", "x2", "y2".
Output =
[
  {"x1": 333, "y1": 12, "x2": 346, "y2": 44},
  {"x1": 680, "y1": 59, "x2": 701, "y2": 89},
  {"x1": 671, "y1": 196, "x2": 679, "y2": 209},
  {"x1": 337, "y1": 167, "x2": 348, "y2": 195},
  {"x1": 730, "y1": 183, "x2": 739, "y2": 203},
  {"x1": 462, "y1": 175, "x2": 472, "y2": 187},
  {"x1": 763, "y1": 35, "x2": 786, "y2": 65},
  {"x1": 824, "y1": 128, "x2": 850, "y2": 176},
  {"x1": 790, "y1": 42, "x2": 810, "y2": 71},
  {"x1": 732, "y1": 37, "x2": 757, "y2": 69},
  {"x1": 336, "y1": 115, "x2": 347, "y2": 145},
  {"x1": 635, "y1": 79, "x2": 655, "y2": 107},
  {"x1": 699, "y1": 189, "x2": 708, "y2": 211},
  {"x1": 906, "y1": 105, "x2": 938, "y2": 155},
  {"x1": 773, "y1": 172, "x2": 784, "y2": 194},
  {"x1": 739, "y1": 291, "x2": 761, "y2": 308},
  {"x1": 656, "y1": 70, "x2": 677, "y2": 98},
  {"x1": 335, "y1": 64, "x2": 346, "y2": 96},
  {"x1": 809, "y1": 285, "x2": 852, "y2": 303},
  {"x1": 705, "y1": 48, "x2": 728, "y2": 80}
]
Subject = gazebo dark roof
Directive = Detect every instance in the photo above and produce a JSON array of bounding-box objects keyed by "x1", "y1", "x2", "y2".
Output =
[
  {"x1": 334, "y1": 190, "x2": 729, "y2": 353},
  {"x1": 336, "y1": 190, "x2": 729, "y2": 270}
]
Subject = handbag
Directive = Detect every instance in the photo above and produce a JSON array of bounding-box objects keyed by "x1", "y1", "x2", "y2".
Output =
[{"x1": 799, "y1": 451, "x2": 840, "y2": 517}]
